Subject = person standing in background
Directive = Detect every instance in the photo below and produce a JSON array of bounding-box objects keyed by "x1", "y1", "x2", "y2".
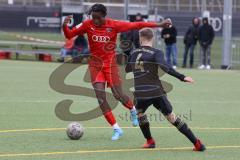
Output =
[
  {"x1": 161, "y1": 20, "x2": 178, "y2": 69},
  {"x1": 58, "y1": 38, "x2": 75, "y2": 62},
  {"x1": 74, "y1": 35, "x2": 89, "y2": 56},
  {"x1": 132, "y1": 13, "x2": 143, "y2": 49},
  {"x1": 74, "y1": 35, "x2": 90, "y2": 63},
  {"x1": 198, "y1": 17, "x2": 215, "y2": 70},
  {"x1": 120, "y1": 30, "x2": 134, "y2": 63},
  {"x1": 121, "y1": 13, "x2": 144, "y2": 51},
  {"x1": 182, "y1": 17, "x2": 200, "y2": 68},
  {"x1": 120, "y1": 13, "x2": 143, "y2": 63}
]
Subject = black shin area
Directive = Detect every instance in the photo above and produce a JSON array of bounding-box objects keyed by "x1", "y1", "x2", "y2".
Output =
[
  {"x1": 173, "y1": 117, "x2": 197, "y2": 144},
  {"x1": 138, "y1": 114, "x2": 152, "y2": 140}
]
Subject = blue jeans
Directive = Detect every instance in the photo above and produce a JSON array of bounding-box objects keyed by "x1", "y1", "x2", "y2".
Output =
[
  {"x1": 182, "y1": 44, "x2": 195, "y2": 67},
  {"x1": 200, "y1": 45, "x2": 211, "y2": 66},
  {"x1": 165, "y1": 43, "x2": 178, "y2": 66},
  {"x1": 60, "y1": 48, "x2": 72, "y2": 58}
]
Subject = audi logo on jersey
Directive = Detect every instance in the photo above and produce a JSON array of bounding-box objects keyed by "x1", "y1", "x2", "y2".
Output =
[{"x1": 92, "y1": 35, "x2": 110, "y2": 42}]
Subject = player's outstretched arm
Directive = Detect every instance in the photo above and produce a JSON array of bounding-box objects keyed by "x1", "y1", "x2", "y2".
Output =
[
  {"x1": 159, "y1": 63, "x2": 185, "y2": 81},
  {"x1": 63, "y1": 15, "x2": 72, "y2": 27},
  {"x1": 183, "y1": 76, "x2": 194, "y2": 83},
  {"x1": 156, "y1": 19, "x2": 172, "y2": 28},
  {"x1": 62, "y1": 15, "x2": 86, "y2": 39},
  {"x1": 160, "y1": 63, "x2": 194, "y2": 83},
  {"x1": 115, "y1": 19, "x2": 172, "y2": 33},
  {"x1": 155, "y1": 51, "x2": 194, "y2": 83}
]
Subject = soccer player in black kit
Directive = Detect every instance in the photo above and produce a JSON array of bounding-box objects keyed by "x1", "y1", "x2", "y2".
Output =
[{"x1": 125, "y1": 28, "x2": 206, "y2": 151}]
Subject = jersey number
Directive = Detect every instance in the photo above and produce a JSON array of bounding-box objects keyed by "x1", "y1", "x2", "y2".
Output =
[{"x1": 135, "y1": 53, "x2": 145, "y2": 72}]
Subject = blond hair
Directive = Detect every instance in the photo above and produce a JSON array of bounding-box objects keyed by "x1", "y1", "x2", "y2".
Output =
[{"x1": 139, "y1": 28, "x2": 154, "y2": 41}]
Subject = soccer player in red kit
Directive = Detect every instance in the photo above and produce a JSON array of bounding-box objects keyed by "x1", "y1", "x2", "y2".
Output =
[{"x1": 63, "y1": 3, "x2": 171, "y2": 141}]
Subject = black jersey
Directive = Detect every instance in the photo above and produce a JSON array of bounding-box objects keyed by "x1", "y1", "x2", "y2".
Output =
[{"x1": 125, "y1": 46, "x2": 185, "y2": 99}]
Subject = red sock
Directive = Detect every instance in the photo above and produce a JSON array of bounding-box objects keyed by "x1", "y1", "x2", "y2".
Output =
[
  {"x1": 104, "y1": 111, "x2": 116, "y2": 126},
  {"x1": 123, "y1": 100, "x2": 134, "y2": 110}
]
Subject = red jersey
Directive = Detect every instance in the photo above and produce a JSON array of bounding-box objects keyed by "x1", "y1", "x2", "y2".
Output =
[{"x1": 63, "y1": 18, "x2": 157, "y2": 66}]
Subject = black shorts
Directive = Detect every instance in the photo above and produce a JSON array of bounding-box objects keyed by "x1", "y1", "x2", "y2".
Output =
[{"x1": 135, "y1": 95, "x2": 173, "y2": 116}]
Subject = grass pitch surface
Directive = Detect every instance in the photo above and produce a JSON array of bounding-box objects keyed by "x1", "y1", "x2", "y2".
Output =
[{"x1": 0, "y1": 60, "x2": 240, "y2": 160}]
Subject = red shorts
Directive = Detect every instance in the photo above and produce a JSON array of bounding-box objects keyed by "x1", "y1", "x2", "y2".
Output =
[
  {"x1": 88, "y1": 54, "x2": 122, "y2": 87},
  {"x1": 89, "y1": 64, "x2": 122, "y2": 88}
]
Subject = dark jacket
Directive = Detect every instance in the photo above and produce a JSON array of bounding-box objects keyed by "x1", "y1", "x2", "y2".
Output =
[
  {"x1": 75, "y1": 35, "x2": 88, "y2": 48},
  {"x1": 120, "y1": 31, "x2": 134, "y2": 55},
  {"x1": 74, "y1": 35, "x2": 89, "y2": 55},
  {"x1": 161, "y1": 26, "x2": 177, "y2": 45},
  {"x1": 132, "y1": 29, "x2": 140, "y2": 48},
  {"x1": 199, "y1": 23, "x2": 215, "y2": 47},
  {"x1": 184, "y1": 21, "x2": 200, "y2": 45}
]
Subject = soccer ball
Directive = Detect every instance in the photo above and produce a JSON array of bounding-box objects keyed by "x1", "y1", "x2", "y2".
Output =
[{"x1": 66, "y1": 122, "x2": 84, "y2": 140}]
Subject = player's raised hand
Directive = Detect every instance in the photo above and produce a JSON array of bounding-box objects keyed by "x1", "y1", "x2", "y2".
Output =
[
  {"x1": 184, "y1": 76, "x2": 194, "y2": 83},
  {"x1": 157, "y1": 18, "x2": 172, "y2": 28},
  {"x1": 63, "y1": 15, "x2": 73, "y2": 27}
]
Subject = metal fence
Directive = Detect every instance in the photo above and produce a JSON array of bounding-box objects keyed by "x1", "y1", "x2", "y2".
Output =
[
  {"x1": 153, "y1": 36, "x2": 240, "y2": 69},
  {"x1": 1, "y1": 0, "x2": 240, "y2": 69},
  {"x1": 231, "y1": 38, "x2": 240, "y2": 68},
  {"x1": 1, "y1": 0, "x2": 240, "y2": 13}
]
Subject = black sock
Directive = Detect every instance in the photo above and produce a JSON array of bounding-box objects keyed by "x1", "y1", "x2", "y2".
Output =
[
  {"x1": 173, "y1": 117, "x2": 197, "y2": 144},
  {"x1": 138, "y1": 116, "x2": 152, "y2": 140}
]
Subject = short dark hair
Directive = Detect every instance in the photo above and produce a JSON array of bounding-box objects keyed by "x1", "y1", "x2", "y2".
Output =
[
  {"x1": 202, "y1": 17, "x2": 209, "y2": 23},
  {"x1": 88, "y1": 3, "x2": 107, "y2": 17},
  {"x1": 139, "y1": 28, "x2": 154, "y2": 40},
  {"x1": 136, "y1": 13, "x2": 142, "y2": 17}
]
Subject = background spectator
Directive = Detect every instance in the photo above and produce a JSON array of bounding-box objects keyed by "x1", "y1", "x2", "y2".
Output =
[
  {"x1": 161, "y1": 20, "x2": 178, "y2": 69},
  {"x1": 132, "y1": 13, "x2": 143, "y2": 49},
  {"x1": 74, "y1": 35, "x2": 90, "y2": 63},
  {"x1": 58, "y1": 38, "x2": 75, "y2": 62},
  {"x1": 58, "y1": 35, "x2": 89, "y2": 63},
  {"x1": 74, "y1": 35, "x2": 89, "y2": 55},
  {"x1": 198, "y1": 17, "x2": 215, "y2": 70},
  {"x1": 120, "y1": 13, "x2": 143, "y2": 63},
  {"x1": 182, "y1": 17, "x2": 200, "y2": 68},
  {"x1": 120, "y1": 30, "x2": 134, "y2": 64},
  {"x1": 120, "y1": 31, "x2": 133, "y2": 56}
]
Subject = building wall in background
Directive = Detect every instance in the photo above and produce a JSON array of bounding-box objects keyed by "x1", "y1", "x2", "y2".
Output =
[
  {"x1": 0, "y1": 6, "x2": 240, "y2": 37},
  {"x1": 0, "y1": 6, "x2": 61, "y2": 32}
]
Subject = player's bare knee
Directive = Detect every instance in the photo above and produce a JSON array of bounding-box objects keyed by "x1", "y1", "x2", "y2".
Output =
[
  {"x1": 112, "y1": 93, "x2": 121, "y2": 101},
  {"x1": 112, "y1": 91, "x2": 120, "y2": 100},
  {"x1": 166, "y1": 112, "x2": 177, "y2": 124},
  {"x1": 99, "y1": 103, "x2": 111, "y2": 114}
]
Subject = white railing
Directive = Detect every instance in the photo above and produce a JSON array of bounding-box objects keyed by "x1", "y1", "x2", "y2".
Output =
[
  {"x1": 1, "y1": 0, "x2": 240, "y2": 13},
  {"x1": 231, "y1": 38, "x2": 240, "y2": 66},
  {"x1": 0, "y1": 40, "x2": 61, "y2": 55}
]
